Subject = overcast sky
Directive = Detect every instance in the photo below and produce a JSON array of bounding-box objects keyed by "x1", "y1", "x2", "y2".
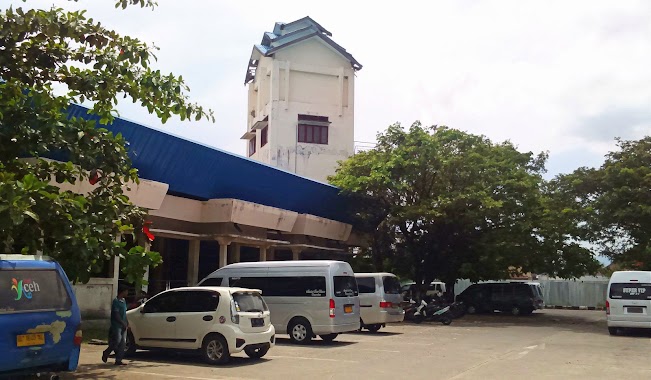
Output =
[{"x1": 15, "y1": 0, "x2": 651, "y2": 177}]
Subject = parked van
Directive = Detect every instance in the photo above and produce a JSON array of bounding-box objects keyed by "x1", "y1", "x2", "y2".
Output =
[
  {"x1": 198, "y1": 261, "x2": 360, "y2": 344},
  {"x1": 607, "y1": 271, "x2": 651, "y2": 335},
  {"x1": 401, "y1": 281, "x2": 447, "y2": 301},
  {"x1": 456, "y1": 282, "x2": 544, "y2": 315},
  {"x1": 0, "y1": 255, "x2": 82, "y2": 377},
  {"x1": 355, "y1": 273, "x2": 405, "y2": 332}
]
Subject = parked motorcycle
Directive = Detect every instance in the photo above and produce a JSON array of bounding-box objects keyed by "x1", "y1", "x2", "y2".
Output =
[{"x1": 413, "y1": 300, "x2": 453, "y2": 325}]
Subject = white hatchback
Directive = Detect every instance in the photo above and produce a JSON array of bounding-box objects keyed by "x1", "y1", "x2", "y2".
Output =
[{"x1": 126, "y1": 287, "x2": 275, "y2": 364}]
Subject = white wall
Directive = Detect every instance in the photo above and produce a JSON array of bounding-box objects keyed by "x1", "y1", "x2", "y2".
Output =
[
  {"x1": 73, "y1": 278, "x2": 113, "y2": 319},
  {"x1": 246, "y1": 37, "x2": 356, "y2": 183}
]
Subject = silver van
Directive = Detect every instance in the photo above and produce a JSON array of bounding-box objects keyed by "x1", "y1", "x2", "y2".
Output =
[
  {"x1": 355, "y1": 273, "x2": 405, "y2": 332},
  {"x1": 607, "y1": 271, "x2": 651, "y2": 335},
  {"x1": 198, "y1": 261, "x2": 360, "y2": 344}
]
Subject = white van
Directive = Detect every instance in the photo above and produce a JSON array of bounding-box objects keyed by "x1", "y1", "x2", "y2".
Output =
[
  {"x1": 355, "y1": 273, "x2": 405, "y2": 332},
  {"x1": 607, "y1": 271, "x2": 651, "y2": 335},
  {"x1": 199, "y1": 261, "x2": 360, "y2": 344}
]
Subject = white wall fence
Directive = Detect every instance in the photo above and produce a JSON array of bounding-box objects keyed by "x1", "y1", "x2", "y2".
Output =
[{"x1": 454, "y1": 278, "x2": 609, "y2": 308}]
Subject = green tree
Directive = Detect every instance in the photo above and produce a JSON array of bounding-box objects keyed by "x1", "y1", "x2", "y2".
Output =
[
  {"x1": 562, "y1": 138, "x2": 651, "y2": 270},
  {"x1": 0, "y1": 1, "x2": 214, "y2": 283},
  {"x1": 330, "y1": 122, "x2": 599, "y2": 293}
]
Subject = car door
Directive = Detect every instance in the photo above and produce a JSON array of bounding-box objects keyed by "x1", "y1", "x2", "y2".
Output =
[
  {"x1": 174, "y1": 290, "x2": 220, "y2": 350},
  {"x1": 134, "y1": 290, "x2": 183, "y2": 348}
]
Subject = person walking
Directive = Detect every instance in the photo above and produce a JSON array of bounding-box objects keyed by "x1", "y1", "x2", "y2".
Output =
[{"x1": 102, "y1": 285, "x2": 130, "y2": 365}]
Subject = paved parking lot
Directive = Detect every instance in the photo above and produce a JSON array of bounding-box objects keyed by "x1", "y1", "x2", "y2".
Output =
[{"x1": 64, "y1": 310, "x2": 651, "y2": 380}]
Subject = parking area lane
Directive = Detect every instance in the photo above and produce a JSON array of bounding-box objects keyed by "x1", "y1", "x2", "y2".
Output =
[{"x1": 65, "y1": 310, "x2": 651, "y2": 380}]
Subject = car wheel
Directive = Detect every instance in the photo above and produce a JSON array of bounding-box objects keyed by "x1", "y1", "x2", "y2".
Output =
[
  {"x1": 466, "y1": 305, "x2": 477, "y2": 314},
  {"x1": 511, "y1": 306, "x2": 522, "y2": 316},
  {"x1": 124, "y1": 330, "x2": 137, "y2": 357},
  {"x1": 608, "y1": 327, "x2": 618, "y2": 336},
  {"x1": 201, "y1": 334, "x2": 230, "y2": 365},
  {"x1": 288, "y1": 318, "x2": 313, "y2": 344},
  {"x1": 366, "y1": 324, "x2": 381, "y2": 333},
  {"x1": 320, "y1": 333, "x2": 338, "y2": 342},
  {"x1": 244, "y1": 344, "x2": 270, "y2": 359}
]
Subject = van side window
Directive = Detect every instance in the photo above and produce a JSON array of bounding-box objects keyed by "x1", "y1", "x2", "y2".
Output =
[
  {"x1": 357, "y1": 278, "x2": 376, "y2": 293},
  {"x1": 229, "y1": 277, "x2": 268, "y2": 292},
  {"x1": 382, "y1": 277, "x2": 401, "y2": 294},
  {"x1": 200, "y1": 277, "x2": 223, "y2": 286},
  {"x1": 0, "y1": 269, "x2": 71, "y2": 314},
  {"x1": 334, "y1": 276, "x2": 359, "y2": 297},
  {"x1": 266, "y1": 276, "x2": 327, "y2": 297}
]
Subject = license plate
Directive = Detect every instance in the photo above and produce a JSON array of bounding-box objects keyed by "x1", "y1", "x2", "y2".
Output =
[
  {"x1": 627, "y1": 307, "x2": 644, "y2": 314},
  {"x1": 251, "y1": 318, "x2": 264, "y2": 327},
  {"x1": 344, "y1": 305, "x2": 353, "y2": 313},
  {"x1": 17, "y1": 333, "x2": 45, "y2": 347}
]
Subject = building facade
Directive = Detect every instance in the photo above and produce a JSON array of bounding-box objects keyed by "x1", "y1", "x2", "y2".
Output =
[{"x1": 243, "y1": 17, "x2": 362, "y2": 183}]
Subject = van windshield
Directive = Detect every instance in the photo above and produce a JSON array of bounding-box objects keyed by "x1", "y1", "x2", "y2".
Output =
[
  {"x1": 382, "y1": 276, "x2": 401, "y2": 294},
  {"x1": 334, "y1": 276, "x2": 359, "y2": 297},
  {"x1": 232, "y1": 292, "x2": 268, "y2": 312},
  {"x1": 0, "y1": 269, "x2": 72, "y2": 314},
  {"x1": 609, "y1": 283, "x2": 651, "y2": 300}
]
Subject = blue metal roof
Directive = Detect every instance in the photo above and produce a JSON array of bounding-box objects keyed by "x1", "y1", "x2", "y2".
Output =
[
  {"x1": 66, "y1": 105, "x2": 353, "y2": 223},
  {"x1": 245, "y1": 17, "x2": 362, "y2": 84}
]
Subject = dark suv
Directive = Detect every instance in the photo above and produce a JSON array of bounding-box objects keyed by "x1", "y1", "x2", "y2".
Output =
[{"x1": 456, "y1": 282, "x2": 544, "y2": 316}]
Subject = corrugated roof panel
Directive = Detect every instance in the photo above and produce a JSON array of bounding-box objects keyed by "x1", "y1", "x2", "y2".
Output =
[{"x1": 65, "y1": 105, "x2": 353, "y2": 223}]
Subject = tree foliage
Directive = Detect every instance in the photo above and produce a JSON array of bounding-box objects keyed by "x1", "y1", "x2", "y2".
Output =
[
  {"x1": 558, "y1": 138, "x2": 651, "y2": 270},
  {"x1": 0, "y1": 1, "x2": 213, "y2": 283},
  {"x1": 331, "y1": 122, "x2": 599, "y2": 288}
]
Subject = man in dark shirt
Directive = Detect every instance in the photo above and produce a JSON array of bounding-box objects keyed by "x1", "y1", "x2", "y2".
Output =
[{"x1": 102, "y1": 285, "x2": 129, "y2": 365}]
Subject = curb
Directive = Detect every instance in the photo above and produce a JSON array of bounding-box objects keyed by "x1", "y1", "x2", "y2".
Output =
[{"x1": 545, "y1": 305, "x2": 605, "y2": 311}]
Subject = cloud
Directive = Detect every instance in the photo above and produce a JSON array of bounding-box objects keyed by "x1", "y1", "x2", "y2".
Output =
[
  {"x1": 8, "y1": 0, "x2": 651, "y2": 175},
  {"x1": 574, "y1": 107, "x2": 651, "y2": 143}
]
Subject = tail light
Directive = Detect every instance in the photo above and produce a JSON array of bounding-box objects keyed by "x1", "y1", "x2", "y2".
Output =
[
  {"x1": 329, "y1": 298, "x2": 335, "y2": 318},
  {"x1": 230, "y1": 300, "x2": 240, "y2": 324},
  {"x1": 606, "y1": 300, "x2": 610, "y2": 315},
  {"x1": 379, "y1": 301, "x2": 393, "y2": 308},
  {"x1": 73, "y1": 325, "x2": 82, "y2": 346}
]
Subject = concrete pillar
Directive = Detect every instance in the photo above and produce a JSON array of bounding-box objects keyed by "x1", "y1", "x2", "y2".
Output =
[
  {"x1": 291, "y1": 247, "x2": 302, "y2": 261},
  {"x1": 110, "y1": 235, "x2": 122, "y2": 298},
  {"x1": 187, "y1": 240, "x2": 201, "y2": 286},
  {"x1": 142, "y1": 240, "x2": 151, "y2": 293},
  {"x1": 216, "y1": 237, "x2": 231, "y2": 268},
  {"x1": 268, "y1": 247, "x2": 275, "y2": 261},
  {"x1": 233, "y1": 243, "x2": 241, "y2": 263},
  {"x1": 259, "y1": 246, "x2": 267, "y2": 262}
]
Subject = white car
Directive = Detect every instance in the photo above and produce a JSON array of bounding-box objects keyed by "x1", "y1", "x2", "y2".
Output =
[{"x1": 125, "y1": 287, "x2": 275, "y2": 364}]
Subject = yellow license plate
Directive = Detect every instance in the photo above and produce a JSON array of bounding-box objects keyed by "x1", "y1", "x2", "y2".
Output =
[
  {"x1": 344, "y1": 305, "x2": 353, "y2": 313},
  {"x1": 17, "y1": 333, "x2": 45, "y2": 347}
]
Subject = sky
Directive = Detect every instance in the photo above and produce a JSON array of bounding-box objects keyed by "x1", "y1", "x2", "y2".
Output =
[{"x1": 12, "y1": 0, "x2": 651, "y2": 177}]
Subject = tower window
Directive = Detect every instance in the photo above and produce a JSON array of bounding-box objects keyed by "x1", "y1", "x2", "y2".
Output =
[
  {"x1": 261, "y1": 126, "x2": 268, "y2": 147},
  {"x1": 297, "y1": 115, "x2": 329, "y2": 145},
  {"x1": 249, "y1": 136, "x2": 257, "y2": 156}
]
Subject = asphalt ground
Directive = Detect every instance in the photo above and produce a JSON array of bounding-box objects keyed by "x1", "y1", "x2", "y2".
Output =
[{"x1": 63, "y1": 309, "x2": 651, "y2": 380}]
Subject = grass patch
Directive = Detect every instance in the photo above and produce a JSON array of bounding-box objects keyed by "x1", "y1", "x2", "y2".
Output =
[{"x1": 82, "y1": 327, "x2": 108, "y2": 343}]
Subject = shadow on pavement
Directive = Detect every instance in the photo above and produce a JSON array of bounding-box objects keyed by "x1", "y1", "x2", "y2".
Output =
[
  {"x1": 274, "y1": 337, "x2": 356, "y2": 348},
  {"x1": 404, "y1": 309, "x2": 615, "y2": 335}
]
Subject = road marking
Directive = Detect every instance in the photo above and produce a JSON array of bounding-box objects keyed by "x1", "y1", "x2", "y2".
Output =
[
  {"x1": 127, "y1": 370, "x2": 254, "y2": 380},
  {"x1": 268, "y1": 355, "x2": 358, "y2": 363}
]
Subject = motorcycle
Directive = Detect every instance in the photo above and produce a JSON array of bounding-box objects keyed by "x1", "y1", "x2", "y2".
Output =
[{"x1": 412, "y1": 299, "x2": 453, "y2": 325}]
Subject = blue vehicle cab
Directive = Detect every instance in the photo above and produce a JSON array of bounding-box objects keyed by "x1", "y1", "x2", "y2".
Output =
[{"x1": 0, "y1": 255, "x2": 82, "y2": 377}]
